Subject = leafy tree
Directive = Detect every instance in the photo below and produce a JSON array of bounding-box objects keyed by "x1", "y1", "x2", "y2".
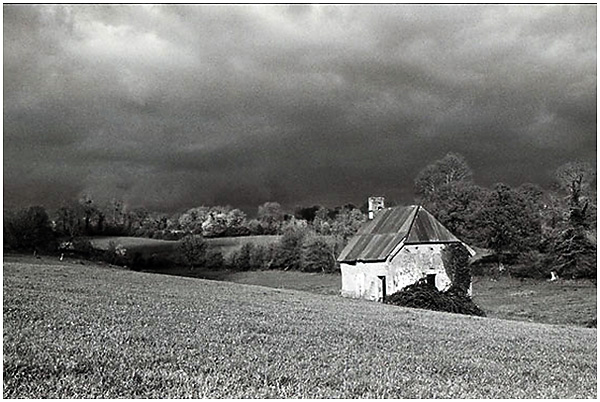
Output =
[
  {"x1": 178, "y1": 206, "x2": 210, "y2": 234},
  {"x1": 476, "y1": 183, "x2": 543, "y2": 264},
  {"x1": 415, "y1": 152, "x2": 473, "y2": 197},
  {"x1": 257, "y1": 202, "x2": 284, "y2": 234},
  {"x1": 542, "y1": 162, "x2": 598, "y2": 281},
  {"x1": 55, "y1": 202, "x2": 84, "y2": 239},
  {"x1": 302, "y1": 237, "x2": 337, "y2": 272},
  {"x1": 224, "y1": 208, "x2": 249, "y2": 236},
  {"x1": 272, "y1": 226, "x2": 309, "y2": 270},
  {"x1": 4, "y1": 206, "x2": 55, "y2": 251},
  {"x1": 79, "y1": 195, "x2": 97, "y2": 234},
  {"x1": 312, "y1": 207, "x2": 332, "y2": 235},
  {"x1": 177, "y1": 235, "x2": 207, "y2": 269},
  {"x1": 421, "y1": 182, "x2": 488, "y2": 246},
  {"x1": 548, "y1": 227, "x2": 596, "y2": 281},
  {"x1": 126, "y1": 207, "x2": 149, "y2": 233},
  {"x1": 246, "y1": 218, "x2": 265, "y2": 235},
  {"x1": 414, "y1": 153, "x2": 483, "y2": 245},
  {"x1": 330, "y1": 207, "x2": 366, "y2": 242},
  {"x1": 202, "y1": 207, "x2": 230, "y2": 237}
]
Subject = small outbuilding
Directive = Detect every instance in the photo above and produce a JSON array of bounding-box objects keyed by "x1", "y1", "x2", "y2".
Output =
[{"x1": 337, "y1": 204, "x2": 474, "y2": 301}]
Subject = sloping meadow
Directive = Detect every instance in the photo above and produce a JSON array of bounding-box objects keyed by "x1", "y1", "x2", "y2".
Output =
[{"x1": 3, "y1": 259, "x2": 597, "y2": 398}]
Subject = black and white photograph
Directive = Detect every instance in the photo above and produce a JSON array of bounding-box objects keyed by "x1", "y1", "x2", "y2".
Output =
[{"x1": 3, "y1": 3, "x2": 597, "y2": 398}]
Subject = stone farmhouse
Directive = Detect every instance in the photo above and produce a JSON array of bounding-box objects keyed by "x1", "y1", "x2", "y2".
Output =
[{"x1": 337, "y1": 200, "x2": 474, "y2": 301}]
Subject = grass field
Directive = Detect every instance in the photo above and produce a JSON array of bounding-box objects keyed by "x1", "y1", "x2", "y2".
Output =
[
  {"x1": 472, "y1": 276, "x2": 597, "y2": 327},
  {"x1": 148, "y1": 265, "x2": 597, "y2": 328},
  {"x1": 3, "y1": 257, "x2": 597, "y2": 398}
]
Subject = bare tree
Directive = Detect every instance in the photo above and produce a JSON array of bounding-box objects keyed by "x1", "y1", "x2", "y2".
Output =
[{"x1": 555, "y1": 161, "x2": 596, "y2": 208}]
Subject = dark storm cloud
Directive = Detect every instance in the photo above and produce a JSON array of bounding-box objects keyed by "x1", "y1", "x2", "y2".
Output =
[{"x1": 3, "y1": 4, "x2": 596, "y2": 213}]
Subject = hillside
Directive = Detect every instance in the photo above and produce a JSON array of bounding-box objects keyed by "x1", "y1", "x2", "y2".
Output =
[{"x1": 3, "y1": 258, "x2": 597, "y2": 398}]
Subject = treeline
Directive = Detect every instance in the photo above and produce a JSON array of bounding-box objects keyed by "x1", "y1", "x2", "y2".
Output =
[
  {"x1": 4, "y1": 196, "x2": 367, "y2": 242},
  {"x1": 3, "y1": 199, "x2": 366, "y2": 274},
  {"x1": 4, "y1": 153, "x2": 596, "y2": 280},
  {"x1": 176, "y1": 226, "x2": 343, "y2": 273},
  {"x1": 414, "y1": 153, "x2": 596, "y2": 281}
]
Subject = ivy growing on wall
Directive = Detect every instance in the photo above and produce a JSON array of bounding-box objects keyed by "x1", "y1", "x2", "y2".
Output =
[{"x1": 441, "y1": 243, "x2": 472, "y2": 296}]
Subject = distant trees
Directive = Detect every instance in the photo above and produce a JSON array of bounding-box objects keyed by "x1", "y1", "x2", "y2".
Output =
[
  {"x1": 477, "y1": 183, "x2": 543, "y2": 261},
  {"x1": 415, "y1": 153, "x2": 485, "y2": 244},
  {"x1": 329, "y1": 207, "x2": 366, "y2": 242},
  {"x1": 415, "y1": 152, "x2": 473, "y2": 197},
  {"x1": 5, "y1": 153, "x2": 595, "y2": 281},
  {"x1": 55, "y1": 201, "x2": 84, "y2": 239},
  {"x1": 414, "y1": 153, "x2": 596, "y2": 280},
  {"x1": 544, "y1": 162, "x2": 597, "y2": 280},
  {"x1": 257, "y1": 202, "x2": 284, "y2": 235},
  {"x1": 294, "y1": 205, "x2": 321, "y2": 223},
  {"x1": 4, "y1": 206, "x2": 55, "y2": 251}
]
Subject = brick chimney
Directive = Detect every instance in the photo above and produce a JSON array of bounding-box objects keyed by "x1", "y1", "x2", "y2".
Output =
[{"x1": 368, "y1": 196, "x2": 385, "y2": 220}]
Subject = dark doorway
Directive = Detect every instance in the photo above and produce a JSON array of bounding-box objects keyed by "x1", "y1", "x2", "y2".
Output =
[
  {"x1": 426, "y1": 273, "x2": 436, "y2": 288},
  {"x1": 378, "y1": 275, "x2": 387, "y2": 301}
]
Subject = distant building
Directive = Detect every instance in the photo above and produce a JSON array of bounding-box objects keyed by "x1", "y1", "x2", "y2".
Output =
[{"x1": 337, "y1": 204, "x2": 474, "y2": 301}]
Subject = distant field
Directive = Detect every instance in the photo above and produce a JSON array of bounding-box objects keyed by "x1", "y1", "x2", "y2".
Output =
[
  {"x1": 90, "y1": 235, "x2": 281, "y2": 258},
  {"x1": 90, "y1": 236, "x2": 177, "y2": 253},
  {"x1": 472, "y1": 276, "x2": 597, "y2": 327},
  {"x1": 3, "y1": 258, "x2": 597, "y2": 398}
]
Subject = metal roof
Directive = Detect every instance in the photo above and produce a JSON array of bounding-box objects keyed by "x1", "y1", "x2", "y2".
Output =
[
  {"x1": 405, "y1": 207, "x2": 460, "y2": 244},
  {"x1": 337, "y1": 205, "x2": 462, "y2": 263}
]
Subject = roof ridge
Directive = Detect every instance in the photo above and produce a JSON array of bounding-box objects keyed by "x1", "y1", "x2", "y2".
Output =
[{"x1": 405, "y1": 205, "x2": 420, "y2": 238}]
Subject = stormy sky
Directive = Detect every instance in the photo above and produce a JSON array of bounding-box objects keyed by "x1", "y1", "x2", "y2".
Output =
[{"x1": 3, "y1": 4, "x2": 597, "y2": 214}]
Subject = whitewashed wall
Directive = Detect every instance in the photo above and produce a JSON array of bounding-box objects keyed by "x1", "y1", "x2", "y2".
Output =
[
  {"x1": 340, "y1": 261, "x2": 387, "y2": 300},
  {"x1": 388, "y1": 244, "x2": 452, "y2": 293}
]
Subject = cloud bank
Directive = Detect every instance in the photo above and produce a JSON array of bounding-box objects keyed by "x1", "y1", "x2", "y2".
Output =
[{"x1": 4, "y1": 5, "x2": 596, "y2": 213}]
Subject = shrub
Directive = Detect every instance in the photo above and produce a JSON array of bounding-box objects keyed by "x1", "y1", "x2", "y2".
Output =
[
  {"x1": 127, "y1": 251, "x2": 145, "y2": 271},
  {"x1": 230, "y1": 243, "x2": 253, "y2": 271},
  {"x1": 509, "y1": 251, "x2": 551, "y2": 279},
  {"x1": 203, "y1": 248, "x2": 225, "y2": 270},
  {"x1": 101, "y1": 241, "x2": 128, "y2": 266},
  {"x1": 228, "y1": 243, "x2": 273, "y2": 271},
  {"x1": 271, "y1": 227, "x2": 307, "y2": 270},
  {"x1": 385, "y1": 278, "x2": 486, "y2": 317},
  {"x1": 71, "y1": 237, "x2": 95, "y2": 256},
  {"x1": 302, "y1": 238, "x2": 337, "y2": 272}
]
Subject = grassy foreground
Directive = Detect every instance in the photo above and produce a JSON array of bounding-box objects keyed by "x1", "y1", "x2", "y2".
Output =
[{"x1": 4, "y1": 259, "x2": 597, "y2": 398}]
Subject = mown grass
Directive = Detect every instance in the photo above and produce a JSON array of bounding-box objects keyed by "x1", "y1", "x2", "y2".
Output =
[
  {"x1": 151, "y1": 265, "x2": 597, "y2": 328},
  {"x1": 4, "y1": 258, "x2": 597, "y2": 398}
]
